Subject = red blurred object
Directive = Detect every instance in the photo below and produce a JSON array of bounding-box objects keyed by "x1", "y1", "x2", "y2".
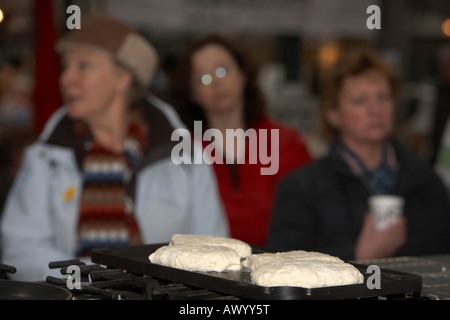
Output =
[{"x1": 32, "y1": 0, "x2": 62, "y2": 133}]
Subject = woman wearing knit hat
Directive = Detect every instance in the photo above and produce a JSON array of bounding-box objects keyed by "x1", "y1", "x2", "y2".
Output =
[{"x1": 0, "y1": 16, "x2": 229, "y2": 281}]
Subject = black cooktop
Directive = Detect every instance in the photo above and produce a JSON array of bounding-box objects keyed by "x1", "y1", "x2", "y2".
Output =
[{"x1": 355, "y1": 254, "x2": 450, "y2": 300}]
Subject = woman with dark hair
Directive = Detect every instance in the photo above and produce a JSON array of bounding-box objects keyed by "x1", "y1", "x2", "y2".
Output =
[
  {"x1": 170, "y1": 34, "x2": 311, "y2": 246},
  {"x1": 268, "y1": 48, "x2": 450, "y2": 261}
]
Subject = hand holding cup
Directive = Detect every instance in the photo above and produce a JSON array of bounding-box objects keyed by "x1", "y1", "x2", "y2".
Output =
[{"x1": 368, "y1": 195, "x2": 405, "y2": 231}]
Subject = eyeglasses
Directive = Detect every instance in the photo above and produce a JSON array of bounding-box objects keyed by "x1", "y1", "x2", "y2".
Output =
[{"x1": 193, "y1": 65, "x2": 232, "y2": 86}]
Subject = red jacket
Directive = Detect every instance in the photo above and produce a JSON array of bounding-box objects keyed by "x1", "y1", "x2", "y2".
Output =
[{"x1": 205, "y1": 116, "x2": 312, "y2": 246}]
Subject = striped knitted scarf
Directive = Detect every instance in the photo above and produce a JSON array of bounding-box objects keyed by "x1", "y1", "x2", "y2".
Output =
[{"x1": 75, "y1": 108, "x2": 148, "y2": 257}]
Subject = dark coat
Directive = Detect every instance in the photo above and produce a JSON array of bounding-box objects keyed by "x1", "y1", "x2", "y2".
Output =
[{"x1": 267, "y1": 139, "x2": 450, "y2": 261}]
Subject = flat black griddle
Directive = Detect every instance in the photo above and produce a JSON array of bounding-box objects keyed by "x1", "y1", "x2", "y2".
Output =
[{"x1": 91, "y1": 244, "x2": 422, "y2": 300}]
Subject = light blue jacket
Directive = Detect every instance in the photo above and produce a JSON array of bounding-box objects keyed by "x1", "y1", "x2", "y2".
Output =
[{"x1": 0, "y1": 95, "x2": 229, "y2": 281}]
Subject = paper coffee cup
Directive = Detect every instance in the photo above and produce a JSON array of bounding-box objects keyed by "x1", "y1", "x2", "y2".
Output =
[{"x1": 368, "y1": 195, "x2": 405, "y2": 230}]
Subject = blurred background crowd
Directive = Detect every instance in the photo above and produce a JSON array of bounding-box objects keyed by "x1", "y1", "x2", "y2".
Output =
[{"x1": 0, "y1": 0, "x2": 449, "y2": 200}]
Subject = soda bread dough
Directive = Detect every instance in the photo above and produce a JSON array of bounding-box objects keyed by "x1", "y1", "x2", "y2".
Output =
[
  {"x1": 242, "y1": 250, "x2": 343, "y2": 270},
  {"x1": 245, "y1": 250, "x2": 364, "y2": 288},
  {"x1": 250, "y1": 259, "x2": 364, "y2": 288},
  {"x1": 149, "y1": 244, "x2": 242, "y2": 272},
  {"x1": 169, "y1": 233, "x2": 252, "y2": 258},
  {"x1": 149, "y1": 234, "x2": 363, "y2": 288}
]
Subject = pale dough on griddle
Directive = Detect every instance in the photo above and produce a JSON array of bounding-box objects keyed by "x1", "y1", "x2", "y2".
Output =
[
  {"x1": 169, "y1": 234, "x2": 252, "y2": 258},
  {"x1": 250, "y1": 259, "x2": 364, "y2": 288},
  {"x1": 242, "y1": 250, "x2": 343, "y2": 270},
  {"x1": 149, "y1": 244, "x2": 242, "y2": 272}
]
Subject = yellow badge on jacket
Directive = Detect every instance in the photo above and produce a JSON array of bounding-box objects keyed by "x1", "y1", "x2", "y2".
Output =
[{"x1": 63, "y1": 186, "x2": 76, "y2": 202}]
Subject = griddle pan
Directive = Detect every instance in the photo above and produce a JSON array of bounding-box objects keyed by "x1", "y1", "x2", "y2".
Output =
[{"x1": 91, "y1": 244, "x2": 422, "y2": 300}]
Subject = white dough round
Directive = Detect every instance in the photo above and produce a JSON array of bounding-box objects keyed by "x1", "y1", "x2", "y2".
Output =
[
  {"x1": 169, "y1": 234, "x2": 252, "y2": 258},
  {"x1": 242, "y1": 250, "x2": 343, "y2": 270},
  {"x1": 251, "y1": 259, "x2": 364, "y2": 288},
  {"x1": 149, "y1": 244, "x2": 242, "y2": 272}
]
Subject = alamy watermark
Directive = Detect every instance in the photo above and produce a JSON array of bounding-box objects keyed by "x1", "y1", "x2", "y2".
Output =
[
  {"x1": 366, "y1": 4, "x2": 381, "y2": 30},
  {"x1": 65, "y1": 4, "x2": 381, "y2": 31},
  {"x1": 65, "y1": 265, "x2": 81, "y2": 290},
  {"x1": 66, "y1": 5, "x2": 81, "y2": 30},
  {"x1": 171, "y1": 121, "x2": 280, "y2": 176}
]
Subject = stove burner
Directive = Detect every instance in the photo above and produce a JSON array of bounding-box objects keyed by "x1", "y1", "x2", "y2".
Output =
[{"x1": 46, "y1": 259, "x2": 241, "y2": 300}]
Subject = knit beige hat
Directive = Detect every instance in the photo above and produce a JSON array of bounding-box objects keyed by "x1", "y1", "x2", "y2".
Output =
[{"x1": 56, "y1": 15, "x2": 158, "y2": 88}]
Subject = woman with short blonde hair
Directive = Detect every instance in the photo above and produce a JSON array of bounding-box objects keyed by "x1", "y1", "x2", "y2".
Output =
[
  {"x1": 318, "y1": 48, "x2": 400, "y2": 142},
  {"x1": 268, "y1": 48, "x2": 450, "y2": 261}
]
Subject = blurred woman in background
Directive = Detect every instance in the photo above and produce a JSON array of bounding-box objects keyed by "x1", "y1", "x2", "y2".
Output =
[
  {"x1": 170, "y1": 35, "x2": 311, "y2": 246},
  {"x1": 1, "y1": 16, "x2": 228, "y2": 281},
  {"x1": 268, "y1": 48, "x2": 450, "y2": 260}
]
